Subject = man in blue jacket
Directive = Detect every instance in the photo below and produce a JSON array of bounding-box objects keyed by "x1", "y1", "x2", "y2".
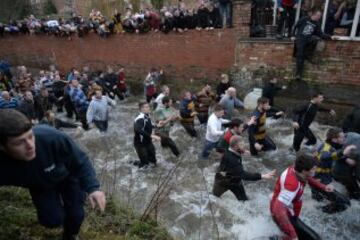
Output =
[{"x1": 0, "y1": 109, "x2": 106, "y2": 240}]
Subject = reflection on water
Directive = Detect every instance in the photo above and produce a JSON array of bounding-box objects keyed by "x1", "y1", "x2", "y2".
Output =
[{"x1": 65, "y1": 97, "x2": 360, "y2": 240}]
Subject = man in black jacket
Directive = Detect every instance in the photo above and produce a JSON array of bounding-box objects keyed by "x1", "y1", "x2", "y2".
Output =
[
  {"x1": 212, "y1": 135, "x2": 276, "y2": 201},
  {"x1": 134, "y1": 102, "x2": 161, "y2": 168},
  {"x1": 292, "y1": 92, "x2": 335, "y2": 151},
  {"x1": 0, "y1": 109, "x2": 105, "y2": 240},
  {"x1": 293, "y1": 9, "x2": 336, "y2": 80}
]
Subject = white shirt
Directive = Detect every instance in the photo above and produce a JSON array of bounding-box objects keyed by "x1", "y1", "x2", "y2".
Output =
[
  {"x1": 205, "y1": 113, "x2": 230, "y2": 142},
  {"x1": 154, "y1": 93, "x2": 165, "y2": 110}
]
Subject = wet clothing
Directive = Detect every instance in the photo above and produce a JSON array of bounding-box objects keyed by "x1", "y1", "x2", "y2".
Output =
[
  {"x1": 154, "y1": 93, "x2": 166, "y2": 110},
  {"x1": 0, "y1": 125, "x2": 100, "y2": 236},
  {"x1": 202, "y1": 113, "x2": 230, "y2": 158},
  {"x1": 68, "y1": 86, "x2": 89, "y2": 130},
  {"x1": 195, "y1": 91, "x2": 215, "y2": 124},
  {"x1": 219, "y1": 94, "x2": 244, "y2": 120},
  {"x1": 69, "y1": 87, "x2": 89, "y2": 112},
  {"x1": 248, "y1": 108, "x2": 277, "y2": 155},
  {"x1": 205, "y1": 113, "x2": 230, "y2": 143},
  {"x1": 180, "y1": 97, "x2": 197, "y2": 137},
  {"x1": 30, "y1": 177, "x2": 85, "y2": 237},
  {"x1": 134, "y1": 112, "x2": 157, "y2": 167},
  {"x1": 292, "y1": 102, "x2": 331, "y2": 151},
  {"x1": 154, "y1": 106, "x2": 180, "y2": 157},
  {"x1": 213, "y1": 148, "x2": 262, "y2": 200},
  {"x1": 293, "y1": 16, "x2": 331, "y2": 79},
  {"x1": 270, "y1": 166, "x2": 325, "y2": 240},
  {"x1": 343, "y1": 106, "x2": 360, "y2": 134},
  {"x1": 86, "y1": 96, "x2": 115, "y2": 132},
  {"x1": 332, "y1": 132, "x2": 360, "y2": 199},
  {"x1": 40, "y1": 118, "x2": 78, "y2": 130},
  {"x1": 311, "y1": 142, "x2": 350, "y2": 212},
  {"x1": 315, "y1": 142, "x2": 343, "y2": 184}
]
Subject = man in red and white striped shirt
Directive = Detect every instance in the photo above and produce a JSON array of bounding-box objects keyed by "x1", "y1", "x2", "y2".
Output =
[{"x1": 270, "y1": 151, "x2": 333, "y2": 240}]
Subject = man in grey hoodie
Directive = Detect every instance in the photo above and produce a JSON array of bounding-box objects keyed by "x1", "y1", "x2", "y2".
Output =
[
  {"x1": 219, "y1": 87, "x2": 244, "y2": 120},
  {"x1": 86, "y1": 86, "x2": 115, "y2": 132}
]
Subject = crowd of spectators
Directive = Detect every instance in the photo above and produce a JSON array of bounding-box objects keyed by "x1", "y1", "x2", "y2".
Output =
[
  {"x1": 0, "y1": 61, "x2": 128, "y2": 131},
  {"x1": 249, "y1": 0, "x2": 359, "y2": 38},
  {"x1": 273, "y1": 0, "x2": 359, "y2": 39},
  {"x1": 0, "y1": 1, "x2": 234, "y2": 38}
]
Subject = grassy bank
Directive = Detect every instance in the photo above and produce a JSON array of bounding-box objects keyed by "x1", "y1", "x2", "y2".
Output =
[{"x1": 0, "y1": 187, "x2": 171, "y2": 240}]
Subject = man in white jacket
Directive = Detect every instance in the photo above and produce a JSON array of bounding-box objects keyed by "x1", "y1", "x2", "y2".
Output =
[
  {"x1": 86, "y1": 86, "x2": 116, "y2": 132},
  {"x1": 201, "y1": 104, "x2": 230, "y2": 159}
]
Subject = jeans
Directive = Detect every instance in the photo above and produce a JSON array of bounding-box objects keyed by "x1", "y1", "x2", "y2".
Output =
[
  {"x1": 30, "y1": 177, "x2": 86, "y2": 236},
  {"x1": 277, "y1": 6, "x2": 296, "y2": 37},
  {"x1": 293, "y1": 127, "x2": 317, "y2": 151},
  {"x1": 134, "y1": 142, "x2": 157, "y2": 167},
  {"x1": 201, "y1": 140, "x2": 219, "y2": 158},
  {"x1": 181, "y1": 122, "x2": 197, "y2": 137},
  {"x1": 219, "y1": 2, "x2": 232, "y2": 27},
  {"x1": 213, "y1": 173, "x2": 248, "y2": 201},
  {"x1": 160, "y1": 134, "x2": 180, "y2": 157},
  {"x1": 295, "y1": 36, "x2": 319, "y2": 79},
  {"x1": 93, "y1": 120, "x2": 108, "y2": 132},
  {"x1": 249, "y1": 136, "x2": 277, "y2": 156}
]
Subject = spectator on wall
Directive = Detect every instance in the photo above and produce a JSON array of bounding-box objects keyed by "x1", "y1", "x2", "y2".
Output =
[
  {"x1": 276, "y1": 0, "x2": 298, "y2": 39},
  {"x1": 293, "y1": 9, "x2": 336, "y2": 81},
  {"x1": 219, "y1": 0, "x2": 233, "y2": 28}
]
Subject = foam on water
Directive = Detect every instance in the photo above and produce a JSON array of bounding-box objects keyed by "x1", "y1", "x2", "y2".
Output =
[{"x1": 64, "y1": 98, "x2": 360, "y2": 240}]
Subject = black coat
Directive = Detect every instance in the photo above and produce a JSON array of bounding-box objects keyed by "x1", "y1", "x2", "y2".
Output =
[
  {"x1": 134, "y1": 112, "x2": 154, "y2": 145},
  {"x1": 292, "y1": 102, "x2": 330, "y2": 129},
  {"x1": 218, "y1": 149, "x2": 262, "y2": 181}
]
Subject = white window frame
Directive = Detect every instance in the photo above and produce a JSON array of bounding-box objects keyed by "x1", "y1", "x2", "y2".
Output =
[{"x1": 272, "y1": 0, "x2": 360, "y2": 41}]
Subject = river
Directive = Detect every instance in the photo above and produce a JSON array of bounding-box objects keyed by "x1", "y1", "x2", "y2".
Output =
[{"x1": 66, "y1": 96, "x2": 360, "y2": 240}]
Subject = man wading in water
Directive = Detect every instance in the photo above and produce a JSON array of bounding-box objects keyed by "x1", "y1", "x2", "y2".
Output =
[{"x1": 213, "y1": 135, "x2": 276, "y2": 201}]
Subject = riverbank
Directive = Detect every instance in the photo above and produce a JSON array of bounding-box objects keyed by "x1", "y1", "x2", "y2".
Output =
[{"x1": 0, "y1": 187, "x2": 172, "y2": 240}]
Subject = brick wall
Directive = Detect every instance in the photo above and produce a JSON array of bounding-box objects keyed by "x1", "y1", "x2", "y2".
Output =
[
  {"x1": 0, "y1": 30, "x2": 237, "y2": 84},
  {"x1": 1, "y1": 33, "x2": 359, "y2": 87},
  {"x1": 236, "y1": 39, "x2": 360, "y2": 86}
]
